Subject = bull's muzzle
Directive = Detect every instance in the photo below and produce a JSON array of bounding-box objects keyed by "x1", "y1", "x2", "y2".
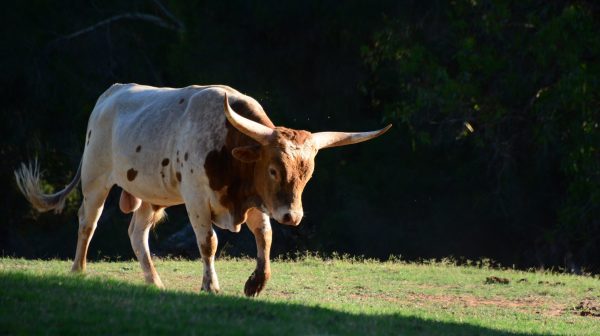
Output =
[{"x1": 275, "y1": 208, "x2": 303, "y2": 226}]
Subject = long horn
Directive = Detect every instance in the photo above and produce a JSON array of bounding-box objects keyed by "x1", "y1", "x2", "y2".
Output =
[
  {"x1": 312, "y1": 124, "x2": 392, "y2": 149},
  {"x1": 224, "y1": 93, "x2": 274, "y2": 145}
]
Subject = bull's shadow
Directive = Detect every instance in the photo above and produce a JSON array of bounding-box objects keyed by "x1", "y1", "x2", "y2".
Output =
[{"x1": 1, "y1": 272, "x2": 545, "y2": 336}]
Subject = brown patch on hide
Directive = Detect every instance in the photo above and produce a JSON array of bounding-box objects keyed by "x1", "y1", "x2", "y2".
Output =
[
  {"x1": 80, "y1": 225, "x2": 93, "y2": 237},
  {"x1": 204, "y1": 148, "x2": 228, "y2": 191},
  {"x1": 200, "y1": 232, "x2": 217, "y2": 259},
  {"x1": 161, "y1": 158, "x2": 170, "y2": 166},
  {"x1": 176, "y1": 172, "x2": 182, "y2": 182},
  {"x1": 151, "y1": 204, "x2": 164, "y2": 212},
  {"x1": 140, "y1": 256, "x2": 155, "y2": 277},
  {"x1": 127, "y1": 168, "x2": 138, "y2": 181}
]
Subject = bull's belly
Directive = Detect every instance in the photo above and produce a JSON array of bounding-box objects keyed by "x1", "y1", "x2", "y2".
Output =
[{"x1": 114, "y1": 174, "x2": 184, "y2": 207}]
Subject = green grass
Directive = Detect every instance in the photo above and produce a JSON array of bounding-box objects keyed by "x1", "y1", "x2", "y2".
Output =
[{"x1": 1, "y1": 256, "x2": 598, "y2": 335}]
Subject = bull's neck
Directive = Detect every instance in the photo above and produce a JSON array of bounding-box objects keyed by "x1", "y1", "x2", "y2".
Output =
[
  {"x1": 203, "y1": 144, "x2": 263, "y2": 225},
  {"x1": 228, "y1": 159, "x2": 264, "y2": 224}
]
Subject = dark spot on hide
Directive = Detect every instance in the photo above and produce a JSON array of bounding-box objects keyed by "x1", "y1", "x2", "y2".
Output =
[
  {"x1": 204, "y1": 146, "x2": 256, "y2": 226},
  {"x1": 161, "y1": 158, "x2": 170, "y2": 166},
  {"x1": 179, "y1": 98, "x2": 185, "y2": 104},
  {"x1": 190, "y1": 169, "x2": 194, "y2": 174},
  {"x1": 160, "y1": 172, "x2": 165, "y2": 178},
  {"x1": 136, "y1": 145, "x2": 141, "y2": 152},
  {"x1": 81, "y1": 225, "x2": 93, "y2": 236},
  {"x1": 184, "y1": 152, "x2": 188, "y2": 161},
  {"x1": 204, "y1": 147, "x2": 228, "y2": 191},
  {"x1": 176, "y1": 172, "x2": 182, "y2": 182},
  {"x1": 200, "y1": 232, "x2": 216, "y2": 259},
  {"x1": 127, "y1": 168, "x2": 138, "y2": 181}
]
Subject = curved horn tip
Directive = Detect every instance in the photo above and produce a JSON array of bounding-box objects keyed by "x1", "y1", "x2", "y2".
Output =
[{"x1": 312, "y1": 123, "x2": 393, "y2": 150}]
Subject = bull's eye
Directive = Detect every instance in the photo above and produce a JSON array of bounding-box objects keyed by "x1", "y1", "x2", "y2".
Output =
[{"x1": 269, "y1": 167, "x2": 278, "y2": 180}]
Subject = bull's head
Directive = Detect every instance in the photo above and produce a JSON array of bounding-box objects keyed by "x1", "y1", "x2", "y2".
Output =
[{"x1": 224, "y1": 93, "x2": 391, "y2": 226}]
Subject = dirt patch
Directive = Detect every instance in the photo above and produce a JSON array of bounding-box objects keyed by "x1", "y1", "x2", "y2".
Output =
[
  {"x1": 410, "y1": 293, "x2": 555, "y2": 310},
  {"x1": 537, "y1": 280, "x2": 565, "y2": 286},
  {"x1": 485, "y1": 276, "x2": 510, "y2": 284},
  {"x1": 348, "y1": 291, "x2": 564, "y2": 317},
  {"x1": 568, "y1": 298, "x2": 600, "y2": 318}
]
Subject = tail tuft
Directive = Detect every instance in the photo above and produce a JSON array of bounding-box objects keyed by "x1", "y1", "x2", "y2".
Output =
[{"x1": 14, "y1": 159, "x2": 81, "y2": 214}]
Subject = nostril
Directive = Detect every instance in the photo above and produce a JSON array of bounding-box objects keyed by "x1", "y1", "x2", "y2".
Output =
[{"x1": 282, "y1": 213, "x2": 292, "y2": 223}]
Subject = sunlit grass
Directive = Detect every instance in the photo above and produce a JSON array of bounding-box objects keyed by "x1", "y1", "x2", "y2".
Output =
[{"x1": 0, "y1": 256, "x2": 598, "y2": 335}]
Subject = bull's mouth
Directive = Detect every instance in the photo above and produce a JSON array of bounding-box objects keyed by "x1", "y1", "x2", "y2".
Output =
[
  {"x1": 275, "y1": 211, "x2": 303, "y2": 226},
  {"x1": 260, "y1": 205, "x2": 303, "y2": 226}
]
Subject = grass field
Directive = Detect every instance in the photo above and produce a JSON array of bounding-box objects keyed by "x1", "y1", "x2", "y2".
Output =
[{"x1": 0, "y1": 256, "x2": 598, "y2": 335}]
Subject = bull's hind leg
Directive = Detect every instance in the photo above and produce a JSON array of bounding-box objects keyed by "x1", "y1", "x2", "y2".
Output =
[
  {"x1": 71, "y1": 182, "x2": 110, "y2": 272},
  {"x1": 128, "y1": 202, "x2": 165, "y2": 288},
  {"x1": 244, "y1": 208, "x2": 272, "y2": 297}
]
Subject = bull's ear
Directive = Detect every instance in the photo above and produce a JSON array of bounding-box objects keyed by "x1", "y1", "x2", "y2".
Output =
[{"x1": 232, "y1": 145, "x2": 261, "y2": 162}]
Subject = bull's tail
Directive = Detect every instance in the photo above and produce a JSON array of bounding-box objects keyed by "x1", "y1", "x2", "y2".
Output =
[{"x1": 14, "y1": 159, "x2": 82, "y2": 214}]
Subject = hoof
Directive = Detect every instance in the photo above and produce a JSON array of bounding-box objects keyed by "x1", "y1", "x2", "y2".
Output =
[
  {"x1": 201, "y1": 280, "x2": 220, "y2": 294},
  {"x1": 201, "y1": 285, "x2": 220, "y2": 294},
  {"x1": 70, "y1": 262, "x2": 86, "y2": 273},
  {"x1": 244, "y1": 271, "x2": 269, "y2": 297}
]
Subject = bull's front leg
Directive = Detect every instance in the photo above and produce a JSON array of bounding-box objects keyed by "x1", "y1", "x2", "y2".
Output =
[
  {"x1": 185, "y1": 200, "x2": 220, "y2": 293},
  {"x1": 244, "y1": 208, "x2": 272, "y2": 297}
]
